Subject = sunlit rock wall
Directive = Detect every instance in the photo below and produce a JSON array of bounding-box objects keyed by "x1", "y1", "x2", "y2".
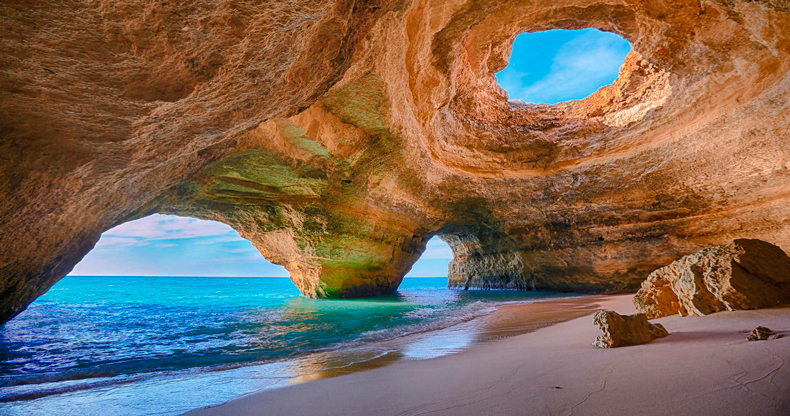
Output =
[{"x1": 2, "y1": 0, "x2": 790, "y2": 322}]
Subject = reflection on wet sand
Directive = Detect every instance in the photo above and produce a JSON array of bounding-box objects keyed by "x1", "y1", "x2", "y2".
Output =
[
  {"x1": 478, "y1": 297, "x2": 602, "y2": 341},
  {"x1": 281, "y1": 296, "x2": 603, "y2": 386},
  {"x1": 287, "y1": 351, "x2": 404, "y2": 384}
]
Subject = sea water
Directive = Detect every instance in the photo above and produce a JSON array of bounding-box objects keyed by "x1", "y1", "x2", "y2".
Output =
[{"x1": 0, "y1": 276, "x2": 567, "y2": 416}]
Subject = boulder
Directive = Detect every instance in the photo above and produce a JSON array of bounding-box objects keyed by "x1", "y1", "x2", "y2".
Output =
[
  {"x1": 747, "y1": 326, "x2": 782, "y2": 341},
  {"x1": 592, "y1": 310, "x2": 669, "y2": 348},
  {"x1": 634, "y1": 239, "x2": 790, "y2": 319}
]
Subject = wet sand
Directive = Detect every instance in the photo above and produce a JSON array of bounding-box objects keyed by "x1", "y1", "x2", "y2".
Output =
[
  {"x1": 477, "y1": 296, "x2": 603, "y2": 341},
  {"x1": 280, "y1": 295, "x2": 603, "y2": 385},
  {"x1": 185, "y1": 294, "x2": 790, "y2": 416}
]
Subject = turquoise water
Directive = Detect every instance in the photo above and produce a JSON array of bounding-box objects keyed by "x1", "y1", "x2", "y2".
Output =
[{"x1": 0, "y1": 276, "x2": 567, "y2": 415}]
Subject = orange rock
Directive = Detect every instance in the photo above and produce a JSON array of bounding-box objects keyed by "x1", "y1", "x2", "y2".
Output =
[
  {"x1": 634, "y1": 239, "x2": 790, "y2": 318},
  {"x1": 592, "y1": 310, "x2": 669, "y2": 348},
  {"x1": 2, "y1": 1, "x2": 790, "y2": 323}
]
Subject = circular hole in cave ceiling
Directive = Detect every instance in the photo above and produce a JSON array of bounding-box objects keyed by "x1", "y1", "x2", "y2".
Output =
[{"x1": 495, "y1": 28, "x2": 631, "y2": 105}]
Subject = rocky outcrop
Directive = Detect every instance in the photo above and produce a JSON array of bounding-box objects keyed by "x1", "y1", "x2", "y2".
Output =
[
  {"x1": 747, "y1": 326, "x2": 783, "y2": 341},
  {"x1": 3, "y1": 1, "x2": 790, "y2": 323},
  {"x1": 634, "y1": 239, "x2": 790, "y2": 319},
  {"x1": 592, "y1": 310, "x2": 669, "y2": 348}
]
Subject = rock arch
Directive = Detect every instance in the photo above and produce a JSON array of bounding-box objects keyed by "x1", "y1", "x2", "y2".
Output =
[{"x1": 2, "y1": 0, "x2": 790, "y2": 323}]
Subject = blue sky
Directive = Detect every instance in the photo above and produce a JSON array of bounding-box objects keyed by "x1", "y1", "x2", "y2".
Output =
[
  {"x1": 405, "y1": 236, "x2": 453, "y2": 277},
  {"x1": 495, "y1": 28, "x2": 631, "y2": 104},
  {"x1": 70, "y1": 215, "x2": 289, "y2": 277},
  {"x1": 70, "y1": 214, "x2": 453, "y2": 277}
]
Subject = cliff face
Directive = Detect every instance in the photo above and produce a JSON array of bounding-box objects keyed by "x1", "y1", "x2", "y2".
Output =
[{"x1": 2, "y1": 0, "x2": 790, "y2": 322}]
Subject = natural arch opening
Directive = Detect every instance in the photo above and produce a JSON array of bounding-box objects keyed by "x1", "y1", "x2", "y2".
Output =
[
  {"x1": 404, "y1": 236, "x2": 453, "y2": 279},
  {"x1": 70, "y1": 214, "x2": 287, "y2": 277},
  {"x1": 495, "y1": 28, "x2": 631, "y2": 104}
]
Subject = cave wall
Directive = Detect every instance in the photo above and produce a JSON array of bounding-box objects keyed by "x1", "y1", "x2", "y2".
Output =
[
  {"x1": 2, "y1": 0, "x2": 790, "y2": 322},
  {"x1": 0, "y1": 0, "x2": 400, "y2": 321}
]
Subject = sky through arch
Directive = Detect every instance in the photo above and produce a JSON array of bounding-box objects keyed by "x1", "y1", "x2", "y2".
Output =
[
  {"x1": 70, "y1": 215, "x2": 455, "y2": 278},
  {"x1": 495, "y1": 28, "x2": 631, "y2": 104},
  {"x1": 70, "y1": 214, "x2": 288, "y2": 277}
]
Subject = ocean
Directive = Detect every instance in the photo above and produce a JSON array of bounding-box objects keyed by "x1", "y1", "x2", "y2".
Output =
[{"x1": 0, "y1": 276, "x2": 569, "y2": 416}]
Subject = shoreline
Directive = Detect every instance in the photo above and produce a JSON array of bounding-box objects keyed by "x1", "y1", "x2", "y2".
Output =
[
  {"x1": 179, "y1": 295, "x2": 609, "y2": 414},
  {"x1": 185, "y1": 294, "x2": 790, "y2": 416},
  {"x1": 275, "y1": 294, "x2": 605, "y2": 385},
  {"x1": 0, "y1": 290, "x2": 596, "y2": 416}
]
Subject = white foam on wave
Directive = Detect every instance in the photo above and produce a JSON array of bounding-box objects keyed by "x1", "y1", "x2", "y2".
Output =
[{"x1": 350, "y1": 300, "x2": 498, "y2": 345}]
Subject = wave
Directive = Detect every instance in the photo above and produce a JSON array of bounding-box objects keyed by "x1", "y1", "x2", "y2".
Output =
[
  {"x1": 356, "y1": 301, "x2": 496, "y2": 343},
  {"x1": 0, "y1": 292, "x2": 576, "y2": 404},
  {"x1": 0, "y1": 373, "x2": 155, "y2": 402}
]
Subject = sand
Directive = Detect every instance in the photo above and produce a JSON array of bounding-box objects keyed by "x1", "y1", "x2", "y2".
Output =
[{"x1": 184, "y1": 295, "x2": 790, "y2": 416}]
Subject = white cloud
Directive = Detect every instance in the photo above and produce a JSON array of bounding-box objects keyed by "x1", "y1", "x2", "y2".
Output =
[
  {"x1": 92, "y1": 214, "x2": 241, "y2": 249},
  {"x1": 71, "y1": 214, "x2": 290, "y2": 277},
  {"x1": 420, "y1": 237, "x2": 454, "y2": 260},
  {"x1": 93, "y1": 236, "x2": 150, "y2": 248},
  {"x1": 499, "y1": 29, "x2": 630, "y2": 104},
  {"x1": 103, "y1": 214, "x2": 237, "y2": 240},
  {"x1": 223, "y1": 247, "x2": 259, "y2": 254},
  {"x1": 194, "y1": 235, "x2": 244, "y2": 245}
]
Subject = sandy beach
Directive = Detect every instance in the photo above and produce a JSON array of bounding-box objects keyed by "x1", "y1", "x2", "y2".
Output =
[{"x1": 185, "y1": 294, "x2": 790, "y2": 416}]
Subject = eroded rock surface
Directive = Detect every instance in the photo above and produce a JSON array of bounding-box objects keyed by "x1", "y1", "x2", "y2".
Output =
[
  {"x1": 747, "y1": 326, "x2": 782, "y2": 341},
  {"x1": 634, "y1": 239, "x2": 790, "y2": 318},
  {"x1": 3, "y1": 1, "x2": 790, "y2": 322},
  {"x1": 592, "y1": 310, "x2": 669, "y2": 348}
]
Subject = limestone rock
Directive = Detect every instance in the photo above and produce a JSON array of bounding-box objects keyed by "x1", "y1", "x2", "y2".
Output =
[
  {"x1": 592, "y1": 310, "x2": 669, "y2": 349},
  {"x1": 747, "y1": 326, "x2": 781, "y2": 341},
  {"x1": 3, "y1": 1, "x2": 790, "y2": 323},
  {"x1": 634, "y1": 239, "x2": 790, "y2": 319}
]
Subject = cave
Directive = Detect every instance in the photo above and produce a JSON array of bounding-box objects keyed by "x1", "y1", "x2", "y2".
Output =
[{"x1": 2, "y1": 0, "x2": 790, "y2": 326}]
